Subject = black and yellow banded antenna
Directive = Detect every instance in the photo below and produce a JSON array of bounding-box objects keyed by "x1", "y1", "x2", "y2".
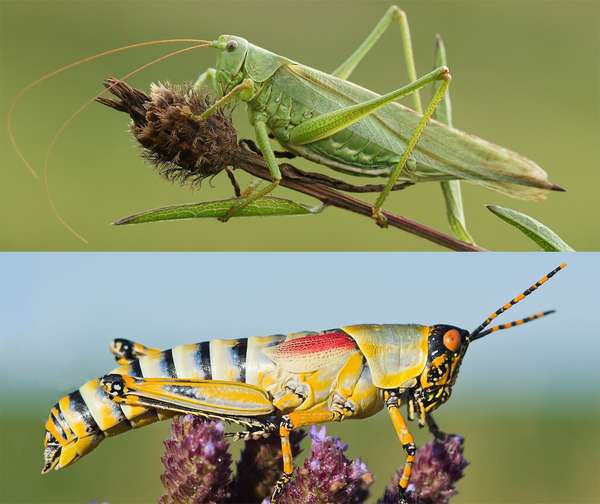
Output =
[
  {"x1": 470, "y1": 263, "x2": 566, "y2": 341},
  {"x1": 470, "y1": 310, "x2": 556, "y2": 340}
]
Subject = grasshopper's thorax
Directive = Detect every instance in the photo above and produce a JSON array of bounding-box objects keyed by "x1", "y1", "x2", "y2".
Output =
[{"x1": 410, "y1": 325, "x2": 469, "y2": 416}]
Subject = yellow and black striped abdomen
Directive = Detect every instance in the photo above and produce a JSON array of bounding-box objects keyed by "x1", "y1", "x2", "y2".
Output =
[{"x1": 43, "y1": 335, "x2": 285, "y2": 472}]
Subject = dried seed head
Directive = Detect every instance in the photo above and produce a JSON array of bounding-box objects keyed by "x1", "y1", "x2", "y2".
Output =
[{"x1": 98, "y1": 79, "x2": 238, "y2": 187}]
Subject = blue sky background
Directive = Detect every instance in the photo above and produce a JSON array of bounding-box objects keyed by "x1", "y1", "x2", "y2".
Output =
[{"x1": 1, "y1": 253, "x2": 598, "y2": 407}]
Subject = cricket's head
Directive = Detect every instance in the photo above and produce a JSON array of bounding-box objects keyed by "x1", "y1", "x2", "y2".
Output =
[
  {"x1": 42, "y1": 401, "x2": 104, "y2": 474},
  {"x1": 210, "y1": 35, "x2": 250, "y2": 94},
  {"x1": 416, "y1": 264, "x2": 566, "y2": 414}
]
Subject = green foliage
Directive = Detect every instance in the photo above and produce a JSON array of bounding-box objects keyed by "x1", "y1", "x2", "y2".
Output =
[
  {"x1": 114, "y1": 197, "x2": 322, "y2": 225},
  {"x1": 486, "y1": 205, "x2": 574, "y2": 251}
]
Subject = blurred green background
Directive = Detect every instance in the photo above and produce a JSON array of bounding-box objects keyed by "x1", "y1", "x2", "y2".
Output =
[
  {"x1": 1, "y1": 253, "x2": 599, "y2": 502},
  {"x1": 1, "y1": 0, "x2": 599, "y2": 251}
]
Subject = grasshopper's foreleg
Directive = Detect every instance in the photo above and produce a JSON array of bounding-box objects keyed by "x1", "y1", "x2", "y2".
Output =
[
  {"x1": 425, "y1": 413, "x2": 446, "y2": 440},
  {"x1": 220, "y1": 115, "x2": 282, "y2": 222},
  {"x1": 385, "y1": 391, "x2": 416, "y2": 503},
  {"x1": 272, "y1": 409, "x2": 344, "y2": 504},
  {"x1": 333, "y1": 5, "x2": 422, "y2": 113},
  {"x1": 110, "y1": 338, "x2": 161, "y2": 365}
]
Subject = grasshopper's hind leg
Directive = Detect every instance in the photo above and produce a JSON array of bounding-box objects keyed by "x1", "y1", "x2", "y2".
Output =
[{"x1": 110, "y1": 338, "x2": 161, "y2": 365}]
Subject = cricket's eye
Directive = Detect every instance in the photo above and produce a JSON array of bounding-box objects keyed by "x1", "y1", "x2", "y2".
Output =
[
  {"x1": 443, "y1": 329, "x2": 461, "y2": 352},
  {"x1": 226, "y1": 39, "x2": 238, "y2": 52}
]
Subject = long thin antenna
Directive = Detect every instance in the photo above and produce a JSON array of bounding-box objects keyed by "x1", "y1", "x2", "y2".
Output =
[
  {"x1": 470, "y1": 310, "x2": 556, "y2": 341},
  {"x1": 42, "y1": 42, "x2": 209, "y2": 243},
  {"x1": 470, "y1": 263, "x2": 566, "y2": 339},
  {"x1": 7, "y1": 38, "x2": 209, "y2": 179}
]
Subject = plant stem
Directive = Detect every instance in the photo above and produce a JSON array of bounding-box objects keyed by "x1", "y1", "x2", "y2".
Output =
[{"x1": 234, "y1": 150, "x2": 486, "y2": 252}]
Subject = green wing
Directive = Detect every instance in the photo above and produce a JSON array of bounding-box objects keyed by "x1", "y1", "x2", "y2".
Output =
[{"x1": 276, "y1": 64, "x2": 557, "y2": 200}]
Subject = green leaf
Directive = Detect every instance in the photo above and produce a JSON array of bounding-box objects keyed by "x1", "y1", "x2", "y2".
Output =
[
  {"x1": 440, "y1": 181, "x2": 475, "y2": 244},
  {"x1": 434, "y1": 35, "x2": 475, "y2": 245},
  {"x1": 486, "y1": 205, "x2": 575, "y2": 251},
  {"x1": 114, "y1": 196, "x2": 323, "y2": 225}
]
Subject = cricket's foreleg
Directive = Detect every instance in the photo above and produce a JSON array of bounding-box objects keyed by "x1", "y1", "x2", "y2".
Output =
[
  {"x1": 385, "y1": 392, "x2": 416, "y2": 503},
  {"x1": 272, "y1": 409, "x2": 344, "y2": 503},
  {"x1": 199, "y1": 78, "x2": 254, "y2": 121},
  {"x1": 221, "y1": 117, "x2": 282, "y2": 221},
  {"x1": 193, "y1": 67, "x2": 217, "y2": 93},
  {"x1": 372, "y1": 72, "x2": 450, "y2": 226},
  {"x1": 333, "y1": 5, "x2": 422, "y2": 113},
  {"x1": 110, "y1": 338, "x2": 161, "y2": 365}
]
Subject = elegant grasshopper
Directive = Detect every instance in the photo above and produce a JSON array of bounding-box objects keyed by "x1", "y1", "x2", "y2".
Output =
[
  {"x1": 183, "y1": 5, "x2": 563, "y2": 225},
  {"x1": 42, "y1": 264, "x2": 565, "y2": 502}
]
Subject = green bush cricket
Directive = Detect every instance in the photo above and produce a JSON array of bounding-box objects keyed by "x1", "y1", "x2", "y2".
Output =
[
  {"x1": 190, "y1": 5, "x2": 563, "y2": 225},
  {"x1": 9, "y1": 5, "x2": 564, "y2": 239}
]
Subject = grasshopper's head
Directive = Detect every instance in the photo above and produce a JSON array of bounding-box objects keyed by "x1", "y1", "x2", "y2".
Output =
[
  {"x1": 416, "y1": 324, "x2": 470, "y2": 413},
  {"x1": 210, "y1": 35, "x2": 249, "y2": 95},
  {"x1": 414, "y1": 264, "x2": 566, "y2": 415},
  {"x1": 42, "y1": 398, "x2": 104, "y2": 474}
]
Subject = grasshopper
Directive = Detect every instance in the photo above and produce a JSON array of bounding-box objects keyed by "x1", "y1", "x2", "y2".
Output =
[
  {"x1": 185, "y1": 5, "x2": 563, "y2": 225},
  {"x1": 42, "y1": 264, "x2": 565, "y2": 502}
]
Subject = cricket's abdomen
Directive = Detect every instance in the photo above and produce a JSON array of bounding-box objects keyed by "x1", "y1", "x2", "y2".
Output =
[{"x1": 250, "y1": 72, "x2": 401, "y2": 177}]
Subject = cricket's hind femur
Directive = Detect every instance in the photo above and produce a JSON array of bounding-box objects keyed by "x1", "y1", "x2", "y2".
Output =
[{"x1": 97, "y1": 79, "x2": 238, "y2": 186}]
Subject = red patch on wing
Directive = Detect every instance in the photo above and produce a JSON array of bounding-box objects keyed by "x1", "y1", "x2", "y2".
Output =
[{"x1": 276, "y1": 330, "x2": 356, "y2": 357}]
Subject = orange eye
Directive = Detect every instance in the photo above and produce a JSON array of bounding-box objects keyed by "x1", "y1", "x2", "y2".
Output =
[{"x1": 443, "y1": 329, "x2": 461, "y2": 352}]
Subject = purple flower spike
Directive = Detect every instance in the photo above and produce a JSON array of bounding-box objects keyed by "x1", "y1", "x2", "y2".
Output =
[
  {"x1": 231, "y1": 429, "x2": 306, "y2": 503},
  {"x1": 159, "y1": 417, "x2": 232, "y2": 504},
  {"x1": 380, "y1": 434, "x2": 468, "y2": 504},
  {"x1": 282, "y1": 425, "x2": 374, "y2": 504}
]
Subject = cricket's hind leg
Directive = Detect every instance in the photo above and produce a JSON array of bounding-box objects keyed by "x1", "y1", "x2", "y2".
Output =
[
  {"x1": 287, "y1": 67, "x2": 450, "y2": 227},
  {"x1": 332, "y1": 6, "x2": 455, "y2": 227},
  {"x1": 333, "y1": 5, "x2": 423, "y2": 112}
]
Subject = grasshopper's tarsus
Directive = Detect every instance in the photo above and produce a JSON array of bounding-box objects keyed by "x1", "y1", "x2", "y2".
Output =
[{"x1": 270, "y1": 472, "x2": 292, "y2": 504}]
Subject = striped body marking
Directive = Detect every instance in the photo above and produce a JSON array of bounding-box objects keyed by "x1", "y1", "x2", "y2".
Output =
[{"x1": 43, "y1": 328, "x2": 388, "y2": 472}]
